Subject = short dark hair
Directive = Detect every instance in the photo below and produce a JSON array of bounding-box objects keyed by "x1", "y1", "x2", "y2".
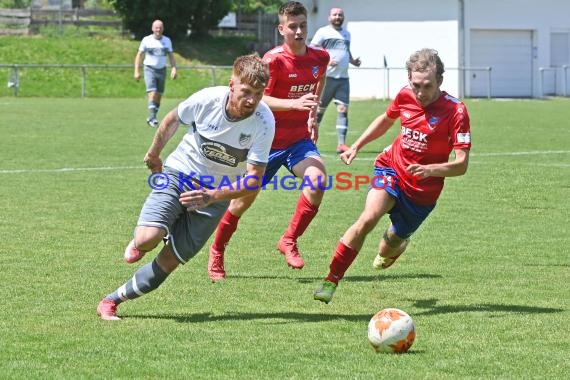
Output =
[{"x1": 278, "y1": 1, "x2": 307, "y2": 23}]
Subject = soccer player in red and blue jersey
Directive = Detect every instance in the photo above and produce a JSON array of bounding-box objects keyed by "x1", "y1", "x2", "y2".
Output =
[
  {"x1": 314, "y1": 48, "x2": 472, "y2": 303},
  {"x1": 207, "y1": 1, "x2": 330, "y2": 280}
]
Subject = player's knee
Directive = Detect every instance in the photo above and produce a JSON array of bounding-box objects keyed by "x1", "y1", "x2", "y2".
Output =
[
  {"x1": 135, "y1": 226, "x2": 166, "y2": 250},
  {"x1": 353, "y1": 211, "x2": 381, "y2": 234},
  {"x1": 303, "y1": 176, "x2": 326, "y2": 194},
  {"x1": 336, "y1": 104, "x2": 348, "y2": 113},
  {"x1": 302, "y1": 167, "x2": 328, "y2": 189}
]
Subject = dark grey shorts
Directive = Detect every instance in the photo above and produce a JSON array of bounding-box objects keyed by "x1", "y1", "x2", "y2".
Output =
[
  {"x1": 320, "y1": 77, "x2": 350, "y2": 108},
  {"x1": 136, "y1": 169, "x2": 229, "y2": 264},
  {"x1": 144, "y1": 65, "x2": 167, "y2": 94}
]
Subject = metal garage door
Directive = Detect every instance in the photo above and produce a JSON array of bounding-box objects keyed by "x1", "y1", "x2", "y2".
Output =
[{"x1": 469, "y1": 30, "x2": 533, "y2": 97}]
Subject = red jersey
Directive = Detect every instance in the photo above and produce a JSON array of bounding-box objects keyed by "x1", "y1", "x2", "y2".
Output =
[
  {"x1": 376, "y1": 86, "x2": 471, "y2": 205},
  {"x1": 263, "y1": 44, "x2": 329, "y2": 149}
]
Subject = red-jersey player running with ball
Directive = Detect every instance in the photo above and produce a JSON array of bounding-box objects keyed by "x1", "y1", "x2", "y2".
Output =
[{"x1": 314, "y1": 48, "x2": 472, "y2": 303}]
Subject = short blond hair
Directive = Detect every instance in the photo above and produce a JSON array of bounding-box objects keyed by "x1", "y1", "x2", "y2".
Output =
[
  {"x1": 233, "y1": 53, "x2": 269, "y2": 89},
  {"x1": 406, "y1": 48, "x2": 445, "y2": 81}
]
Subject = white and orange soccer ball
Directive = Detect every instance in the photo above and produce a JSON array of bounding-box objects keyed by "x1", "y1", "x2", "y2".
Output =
[{"x1": 367, "y1": 308, "x2": 416, "y2": 353}]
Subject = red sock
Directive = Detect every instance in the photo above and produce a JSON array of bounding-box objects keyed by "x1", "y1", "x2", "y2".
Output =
[
  {"x1": 325, "y1": 241, "x2": 359, "y2": 284},
  {"x1": 211, "y1": 210, "x2": 240, "y2": 252},
  {"x1": 283, "y1": 193, "x2": 319, "y2": 241}
]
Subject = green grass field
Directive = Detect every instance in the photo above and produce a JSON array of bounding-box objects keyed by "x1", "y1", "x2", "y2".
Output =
[{"x1": 0, "y1": 97, "x2": 569, "y2": 379}]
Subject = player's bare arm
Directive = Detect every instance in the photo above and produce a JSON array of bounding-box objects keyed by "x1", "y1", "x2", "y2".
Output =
[
  {"x1": 349, "y1": 54, "x2": 361, "y2": 67},
  {"x1": 308, "y1": 76, "x2": 326, "y2": 143},
  {"x1": 407, "y1": 148, "x2": 470, "y2": 178},
  {"x1": 180, "y1": 163, "x2": 266, "y2": 211},
  {"x1": 263, "y1": 93, "x2": 319, "y2": 112},
  {"x1": 144, "y1": 108, "x2": 181, "y2": 172},
  {"x1": 134, "y1": 51, "x2": 143, "y2": 81},
  {"x1": 168, "y1": 52, "x2": 178, "y2": 80},
  {"x1": 341, "y1": 113, "x2": 396, "y2": 165}
]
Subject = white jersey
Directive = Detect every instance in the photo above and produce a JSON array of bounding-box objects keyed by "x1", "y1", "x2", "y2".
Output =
[
  {"x1": 310, "y1": 25, "x2": 352, "y2": 79},
  {"x1": 164, "y1": 86, "x2": 275, "y2": 188},
  {"x1": 138, "y1": 34, "x2": 174, "y2": 69}
]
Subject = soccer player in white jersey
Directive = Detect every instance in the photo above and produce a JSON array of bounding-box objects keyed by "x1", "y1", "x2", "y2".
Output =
[
  {"x1": 97, "y1": 54, "x2": 275, "y2": 321},
  {"x1": 134, "y1": 20, "x2": 178, "y2": 128},
  {"x1": 310, "y1": 7, "x2": 361, "y2": 153}
]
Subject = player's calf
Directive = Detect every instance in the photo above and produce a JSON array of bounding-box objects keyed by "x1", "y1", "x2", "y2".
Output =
[{"x1": 373, "y1": 232, "x2": 410, "y2": 270}]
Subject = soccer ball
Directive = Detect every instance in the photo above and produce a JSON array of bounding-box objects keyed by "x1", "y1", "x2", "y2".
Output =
[{"x1": 368, "y1": 308, "x2": 415, "y2": 353}]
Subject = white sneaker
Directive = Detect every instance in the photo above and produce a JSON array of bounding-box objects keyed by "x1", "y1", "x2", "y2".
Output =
[
  {"x1": 373, "y1": 239, "x2": 409, "y2": 269},
  {"x1": 372, "y1": 254, "x2": 391, "y2": 269},
  {"x1": 146, "y1": 118, "x2": 159, "y2": 128}
]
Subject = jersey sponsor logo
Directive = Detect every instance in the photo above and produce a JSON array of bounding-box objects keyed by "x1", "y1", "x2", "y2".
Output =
[
  {"x1": 238, "y1": 133, "x2": 252, "y2": 147},
  {"x1": 290, "y1": 83, "x2": 317, "y2": 93},
  {"x1": 457, "y1": 132, "x2": 471, "y2": 143},
  {"x1": 196, "y1": 133, "x2": 249, "y2": 167},
  {"x1": 149, "y1": 47, "x2": 167, "y2": 56},
  {"x1": 401, "y1": 126, "x2": 427, "y2": 142},
  {"x1": 202, "y1": 142, "x2": 238, "y2": 166},
  {"x1": 322, "y1": 38, "x2": 349, "y2": 51},
  {"x1": 289, "y1": 73, "x2": 298, "y2": 78},
  {"x1": 312, "y1": 66, "x2": 320, "y2": 78}
]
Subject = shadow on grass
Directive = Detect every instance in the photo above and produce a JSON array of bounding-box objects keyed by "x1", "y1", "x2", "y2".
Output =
[
  {"x1": 410, "y1": 298, "x2": 564, "y2": 316},
  {"x1": 343, "y1": 274, "x2": 443, "y2": 282},
  {"x1": 132, "y1": 311, "x2": 371, "y2": 324},
  {"x1": 127, "y1": 296, "x2": 562, "y2": 323},
  {"x1": 227, "y1": 273, "x2": 442, "y2": 283}
]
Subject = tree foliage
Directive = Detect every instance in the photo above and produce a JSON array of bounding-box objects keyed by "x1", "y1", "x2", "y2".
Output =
[
  {"x1": 0, "y1": 0, "x2": 31, "y2": 7},
  {"x1": 231, "y1": 0, "x2": 283, "y2": 13},
  {"x1": 109, "y1": 0, "x2": 232, "y2": 40}
]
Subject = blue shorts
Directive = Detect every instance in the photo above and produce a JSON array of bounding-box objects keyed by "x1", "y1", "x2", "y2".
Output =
[
  {"x1": 372, "y1": 166, "x2": 435, "y2": 239},
  {"x1": 262, "y1": 139, "x2": 320, "y2": 184}
]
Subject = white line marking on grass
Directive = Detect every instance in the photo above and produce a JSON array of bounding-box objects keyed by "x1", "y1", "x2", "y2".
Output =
[
  {"x1": 1, "y1": 150, "x2": 568, "y2": 173},
  {"x1": 0, "y1": 166, "x2": 142, "y2": 174},
  {"x1": 530, "y1": 163, "x2": 570, "y2": 168},
  {"x1": 322, "y1": 150, "x2": 570, "y2": 160},
  {"x1": 471, "y1": 150, "x2": 570, "y2": 157}
]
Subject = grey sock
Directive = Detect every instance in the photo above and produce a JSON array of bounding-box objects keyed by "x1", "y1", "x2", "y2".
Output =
[
  {"x1": 106, "y1": 260, "x2": 169, "y2": 304},
  {"x1": 336, "y1": 112, "x2": 348, "y2": 145}
]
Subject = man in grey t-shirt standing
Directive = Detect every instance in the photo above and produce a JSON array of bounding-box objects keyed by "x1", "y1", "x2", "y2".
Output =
[
  {"x1": 311, "y1": 8, "x2": 361, "y2": 153},
  {"x1": 134, "y1": 20, "x2": 178, "y2": 128}
]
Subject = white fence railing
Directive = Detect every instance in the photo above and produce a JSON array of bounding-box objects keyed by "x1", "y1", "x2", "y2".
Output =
[
  {"x1": 1, "y1": 63, "x2": 569, "y2": 99},
  {"x1": 348, "y1": 66, "x2": 494, "y2": 100},
  {"x1": 1, "y1": 64, "x2": 232, "y2": 97}
]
